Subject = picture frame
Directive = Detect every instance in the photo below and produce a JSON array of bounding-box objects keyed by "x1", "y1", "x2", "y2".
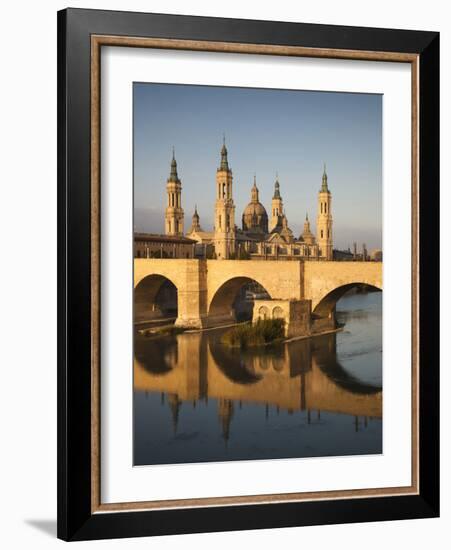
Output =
[{"x1": 57, "y1": 7, "x2": 439, "y2": 541}]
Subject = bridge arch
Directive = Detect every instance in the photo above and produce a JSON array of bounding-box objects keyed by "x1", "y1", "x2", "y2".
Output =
[
  {"x1": 208, "y1": 276, "x2": 272, "y2": 325},
  {"x1": 134, "y1": 273, "x2": 179, "y2": 323},
  {"x1": 312, "y1": 282, "x2": 382, "y2": 318}
]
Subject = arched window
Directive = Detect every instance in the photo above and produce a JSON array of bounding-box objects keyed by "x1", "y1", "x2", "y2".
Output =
[
  {"x1": 218, "y1": 215, "x2": 222, "y2": 229},
  {"x1": 258, "y1": 306, "x2": 269, "y2": 320},
  {"x1": 272, "y1": 306, "x2": 284, "y2": 319},
  {"x1": 321, "y1": 230, "x2": 324, "y2": 238}
]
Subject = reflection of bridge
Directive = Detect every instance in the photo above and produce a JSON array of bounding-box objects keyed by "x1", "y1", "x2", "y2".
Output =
[
  {"x1": 134, "y1": 330, "x2": 382, "y2": 439},
  {"x1": 134, "y1": 259, "x2": 382, "y2": 328}
]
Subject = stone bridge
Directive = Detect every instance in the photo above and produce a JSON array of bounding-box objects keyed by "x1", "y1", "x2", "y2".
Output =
[{"x1": 134, "y1": 259, "x2": 382, "y2": 329}]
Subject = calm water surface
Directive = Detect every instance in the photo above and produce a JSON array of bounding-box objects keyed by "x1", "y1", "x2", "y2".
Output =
[{"x1": 133, "y1": 291, "x2": 382, "y2": 465}]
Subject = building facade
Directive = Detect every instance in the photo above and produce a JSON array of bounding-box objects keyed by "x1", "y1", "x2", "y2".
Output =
[
  {"x1": 134, "y1": 233, "x2": 196, "y2": 259},
  {"x1": 185, "y1": 141, "x2": 331, "y2": 260},
  {"x1": 135, "y1": 141, "x2": 338, "y2": 260}
]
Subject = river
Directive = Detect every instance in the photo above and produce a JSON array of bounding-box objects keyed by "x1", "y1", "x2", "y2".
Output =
[{"x1": 133, "y1": 290, "x2": 382, "y2": 465}]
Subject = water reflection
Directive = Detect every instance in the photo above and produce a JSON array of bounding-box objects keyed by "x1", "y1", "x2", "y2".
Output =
[{"x1": 134, "y1": 292, "x2": 382, "y2": 465}]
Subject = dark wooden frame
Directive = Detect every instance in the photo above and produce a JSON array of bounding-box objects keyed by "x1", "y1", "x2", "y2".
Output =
[{"x1": 57, "y1": 8, "x2": 439, "y2": 541}]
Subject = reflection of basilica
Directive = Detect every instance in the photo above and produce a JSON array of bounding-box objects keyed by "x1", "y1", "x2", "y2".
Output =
[{"x1": 134, "y1": 330, "x2": 382, "y2": 441}]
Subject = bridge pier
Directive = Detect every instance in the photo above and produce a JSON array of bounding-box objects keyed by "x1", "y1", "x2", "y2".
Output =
[
  {"x1": 174, "y1": 261, "x2": 209, "y2": 329},
  {"x1": 174, "y1": 309, "x2": 208, "y2": 329}
]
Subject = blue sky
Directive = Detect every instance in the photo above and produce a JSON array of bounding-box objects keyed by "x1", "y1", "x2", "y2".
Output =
[{"x1": 134, "y1": 83, "x2": 382, "y2": 250}]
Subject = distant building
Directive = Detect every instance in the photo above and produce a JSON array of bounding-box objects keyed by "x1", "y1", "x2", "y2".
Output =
[
  {"x1": 334, "y1": 246, "x2": 383, "y2": 262},
  {"x1": 134, "y1": 233, "x2": 196, "y2": 259},
  {"x1": 370, "y1": 249, "x2": 383, "y2": 262},
  {"x1": 333, "y1": 248, "x2": 354, "y2": 261}
]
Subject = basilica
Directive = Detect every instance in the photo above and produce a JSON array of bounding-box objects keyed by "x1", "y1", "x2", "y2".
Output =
[{"x1": 160, "y1": 140, "x2": 333, "y2": 261}]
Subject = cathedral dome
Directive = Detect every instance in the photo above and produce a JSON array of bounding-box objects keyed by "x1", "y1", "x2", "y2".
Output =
[
  {"x1": 242, "y1": 177, "x2": 268, "y2": 234},
  {"x1": 243, "y1": 200, "x2": 267, "y2": 218}
]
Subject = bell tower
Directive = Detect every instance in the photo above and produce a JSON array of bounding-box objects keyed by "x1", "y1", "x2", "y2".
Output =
[
  {"x1": 316, "y1": 164, "x2": 333, "y2": 259},
  {"x1": 214, "y1": 137, "x2": 236, "y2": 259},
  {"x1": 165, "y1": 149, "x2": 184, "y2": 236},
  {"x1": 189, "y1": 205, "x2": 202, "y2": 233},
  {"x1": 270, "y1": 175, "x2": 284, "y2": 231}
]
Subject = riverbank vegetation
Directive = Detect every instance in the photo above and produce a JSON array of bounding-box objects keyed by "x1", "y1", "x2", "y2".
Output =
[
  {"x1": 139, "y1": 325, "x2": 186, "y2": 338},
  {"x1": 220, "y1": 319, "x2": 285, "y2": 349}
]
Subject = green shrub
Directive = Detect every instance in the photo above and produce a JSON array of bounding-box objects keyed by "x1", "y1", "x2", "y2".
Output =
[{"x1": 221, "y1": 319, "x2": 285, "y2": 349}]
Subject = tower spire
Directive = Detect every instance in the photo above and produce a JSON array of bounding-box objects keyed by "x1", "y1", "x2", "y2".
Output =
[
  {"x1": 187, "y1": 204, "x2": 202, "y2": 234},
  {"x1": 321, "y1": 162, "x2": 329, "y2": 192},
  {"x1": 214, "y1": 135, "x2": 235, "y2": 258},
  {"x1": 270, "y1": 174, "x2": 284, "y2": 232},
  {"x1": 251, "y1": 174, "x2": 259, "y2": 202},
  {"x1": 165, "y1": 149, "x2": 184, "y2": 235},
  {"x1": 273, "y1": 174, "x2": 281, "y2": 199},
  {"x1": 169, "y1": 147, "x2": 179, "y2": 182},
  {"x1": 219, "y1": 135, "x2": 229, "y2": 171},
  {"x1": 317, "y1": 164, "x2": 333, "y2": 259},
  {"x1": 301, "y1": 211, "x2": 314, "y2": 244}
]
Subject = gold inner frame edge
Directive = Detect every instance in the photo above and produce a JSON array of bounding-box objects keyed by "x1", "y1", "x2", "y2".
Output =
[{"x1": 90, "y1": 35, "x2": 420, "y2": 514}]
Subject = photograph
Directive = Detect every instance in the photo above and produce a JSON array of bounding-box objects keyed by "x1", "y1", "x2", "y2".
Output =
[
  {"x1": 132, "y1": 83, "x2": 383, "y2": 466},
  {"x1": 0, "y1": 0, "x2": 443, "y2": 545}
]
